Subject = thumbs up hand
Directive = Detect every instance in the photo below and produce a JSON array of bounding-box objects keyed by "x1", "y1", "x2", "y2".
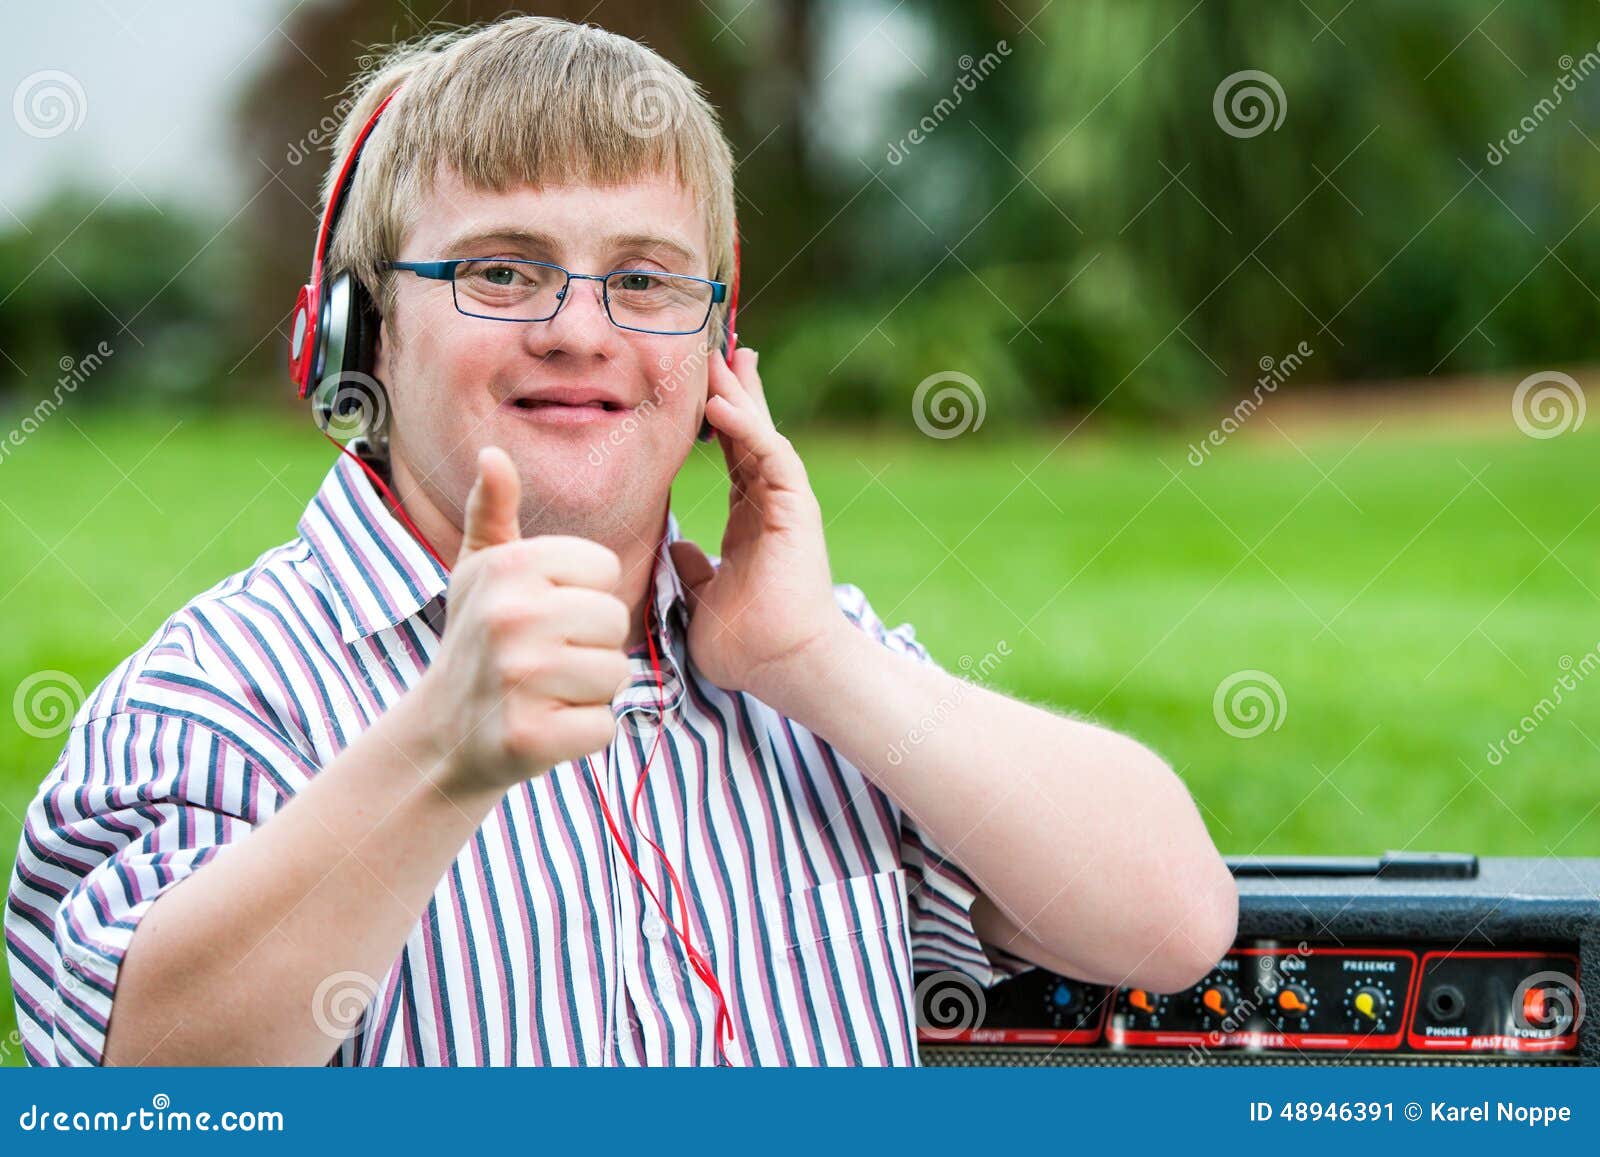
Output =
[{"x1": 420, "y1": 446, "x2": 632, "y2": 798}]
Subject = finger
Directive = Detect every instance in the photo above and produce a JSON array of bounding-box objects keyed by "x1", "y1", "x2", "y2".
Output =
[
  {"x1": 729, "y1": 347, "x2": 769, "y2": 424},
  {"x1": 667, "y1": 539, "x2": 716, "y2": 615},
  {"x1": 514, "y1": 535, "x2": 623, "y2": 592},
  {"x1": 539, "y1": 703, "x2": 619, "y2": 763},
  {"x1": 534, "y1": 585, "x2": 631, "y2": 648},
  {"x1": 703, "y1": 390, "x2": 810, "y2": 495},
  {"x1": 504, "y1": 644, "x2": 631, "y2": 706},
  {"x1": 459, "y1": 446, "x2": 522, "y2": 561},
  {"x1": 707, "y1": 346, "x2": 757, "y2": 416}
]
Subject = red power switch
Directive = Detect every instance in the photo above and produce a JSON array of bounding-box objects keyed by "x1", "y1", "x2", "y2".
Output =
[{"x1": 1522, "y1": 986, "x2": 1549, "y2": 1027}]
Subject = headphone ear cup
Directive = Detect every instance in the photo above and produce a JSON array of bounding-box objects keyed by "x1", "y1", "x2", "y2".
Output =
[{"x1": 349, "y1": 277, "x2": 379, "y2": 376}]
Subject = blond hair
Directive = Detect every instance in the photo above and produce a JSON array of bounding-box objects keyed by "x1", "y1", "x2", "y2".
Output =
[{"x1": 321, "y1": 16, "x2": 736, "y2": 342}]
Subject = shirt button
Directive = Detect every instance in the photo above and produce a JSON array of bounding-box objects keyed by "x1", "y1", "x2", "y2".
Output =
[{"x1": 642, "y1": 913, "x2": 667, "y2": 940}]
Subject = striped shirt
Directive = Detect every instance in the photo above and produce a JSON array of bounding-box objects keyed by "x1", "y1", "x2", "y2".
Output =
[{"x1": 6, "y1": 451, "x2": 1029, "y2": 1067}]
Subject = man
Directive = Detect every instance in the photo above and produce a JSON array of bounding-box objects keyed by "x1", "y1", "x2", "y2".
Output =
[{"x1": 5, "y1": 16, "x2": 1236, "y2": 1067}]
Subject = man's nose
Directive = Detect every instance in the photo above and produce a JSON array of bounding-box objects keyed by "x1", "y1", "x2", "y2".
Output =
[{"x1": 526, "y1": 275, "x2": 615, "y2": 356}]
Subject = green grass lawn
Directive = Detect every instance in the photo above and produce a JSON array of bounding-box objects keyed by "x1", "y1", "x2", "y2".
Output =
[{"x1": 1, "y1": 407, "x2": 1596, "y2": 1062}]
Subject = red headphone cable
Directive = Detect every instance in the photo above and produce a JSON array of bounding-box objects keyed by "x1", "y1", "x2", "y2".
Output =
[{"x1": 325, "y1": 433, "x2": 735, "y2": 1064}]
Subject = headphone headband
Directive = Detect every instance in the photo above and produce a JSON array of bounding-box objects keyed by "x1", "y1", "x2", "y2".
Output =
[{"x1": 286, "y1": 87, "x2": 402, "y2": 399}]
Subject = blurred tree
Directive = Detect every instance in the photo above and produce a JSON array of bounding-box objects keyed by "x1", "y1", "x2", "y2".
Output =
[
  {"x1": 776, "y1": 0, "x2": 1600, "y2": 423},
  {"x1": 0, "y1": 186, "x2": 232, "y2": 406},
  {"x1": 221, "y1": 0, "x2": 1600, "y2": 424}
]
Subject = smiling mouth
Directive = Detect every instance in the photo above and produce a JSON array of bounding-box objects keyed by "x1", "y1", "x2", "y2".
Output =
[{"x1": 509, "y1": 398, "x2": 625, "y2": 412}]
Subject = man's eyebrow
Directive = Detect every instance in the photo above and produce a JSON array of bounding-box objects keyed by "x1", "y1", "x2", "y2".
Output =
[
  {"x1": 434, "y1": 227, "x2": 701, "y2": 267},
  {"x1": 603, "y1": 232, "x2": 700, "y2": 266},
  {"x1": 436, "y1": 227, "x2": 559, "y2": 255}
]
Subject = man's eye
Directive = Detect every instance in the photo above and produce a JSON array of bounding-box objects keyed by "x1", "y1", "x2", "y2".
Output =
[
  {"x1": 615, "y1": 273, "x2": 660, "y2": 292},
  {"x1": 482, "y1": 266, "x2": 520, "y2": 286}
]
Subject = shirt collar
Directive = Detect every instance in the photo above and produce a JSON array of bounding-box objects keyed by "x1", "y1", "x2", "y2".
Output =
[{"x1": 299, "y1": 452, "x2": 692, "y2": 651}]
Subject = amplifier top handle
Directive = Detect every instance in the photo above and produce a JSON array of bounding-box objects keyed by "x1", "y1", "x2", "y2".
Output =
[{"x1": 1226, "y1": 851, "x2": 1480, "y2": 880}]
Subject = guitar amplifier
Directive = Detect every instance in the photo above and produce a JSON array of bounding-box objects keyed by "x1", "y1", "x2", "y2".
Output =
[{"x1": 916, "y1": 853, "x2": 1596, "y2": 1066}]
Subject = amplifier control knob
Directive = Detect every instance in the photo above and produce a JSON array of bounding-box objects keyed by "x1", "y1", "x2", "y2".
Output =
[
  {"x1": 1351, "y1": 985, "x2": 1388, "y2": 1023},
  {"x1": 1272, "y1": 982, "x2": 1317, "y2": 1028},
  {"x1": 1200, "y1": 982, "x2": 1238, "y2": 1018}
]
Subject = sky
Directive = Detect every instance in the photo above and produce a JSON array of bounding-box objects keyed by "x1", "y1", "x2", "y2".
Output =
[
  {"x1": 1, "y1": 0, "x2": 296, "y2": 224},
  {"x1": 0, "y1": 0, "x2": 930, "y2": 228}
]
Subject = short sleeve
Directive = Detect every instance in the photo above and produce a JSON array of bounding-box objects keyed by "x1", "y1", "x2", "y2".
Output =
[
  {"x1": 4, "y1": 711, "x2": 274, "y2": 1066},
  {"x1": 832, "y1": 581, "x2": 1036, "y2": 989}
]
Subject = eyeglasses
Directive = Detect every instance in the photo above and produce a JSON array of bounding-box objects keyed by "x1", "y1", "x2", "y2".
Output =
[{"x1": 386, "y1": 258, "x2": 727, "y2": 336}]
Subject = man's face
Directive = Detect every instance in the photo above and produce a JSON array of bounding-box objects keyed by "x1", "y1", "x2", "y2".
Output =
[{"x1": 375, "y1": 166, "x2": 716, "y2": 544}]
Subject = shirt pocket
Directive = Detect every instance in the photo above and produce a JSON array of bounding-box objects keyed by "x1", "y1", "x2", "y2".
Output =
[{"x1": 760, "y1": 867, "x2": 919, "y2": 1065}]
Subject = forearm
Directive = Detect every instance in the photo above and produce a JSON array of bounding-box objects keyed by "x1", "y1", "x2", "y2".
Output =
[
  {"x1": 103, "y1": 671, "x2": 503, "y2": 1066},
  {"x1": 773, "y1": 625, "x2": 1237, "y2": 992}
]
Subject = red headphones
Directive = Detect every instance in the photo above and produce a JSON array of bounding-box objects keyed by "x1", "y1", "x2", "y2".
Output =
[
  {"x1": 287, "y1": 82, "x2": 740, "y2": 1064},
  {"x1": 285, "y1": 85, "x2": 740, "y2": 445}
]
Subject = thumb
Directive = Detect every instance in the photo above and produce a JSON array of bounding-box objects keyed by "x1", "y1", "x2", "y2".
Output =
[
  {"x1": 668, "y1": 539, "x2": 716, "y2": 616},
  {"x1": 459, "y1": 446, "x2": 522, "y2": 561}
]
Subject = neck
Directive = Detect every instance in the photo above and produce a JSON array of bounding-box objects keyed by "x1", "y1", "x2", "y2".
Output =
[{"x1": 383, "y1": 453, "x2": 664, "y2": 653}]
